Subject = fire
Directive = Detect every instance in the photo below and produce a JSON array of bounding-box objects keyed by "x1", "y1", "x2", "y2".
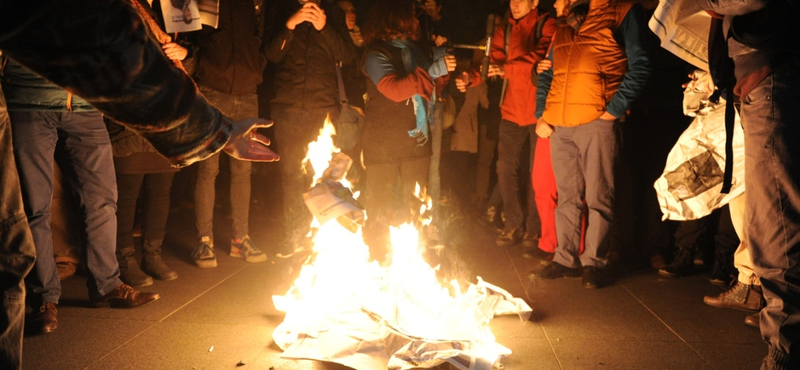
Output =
[{"x1": 273, "y1": 116, "x2": 531, "y2": 370}]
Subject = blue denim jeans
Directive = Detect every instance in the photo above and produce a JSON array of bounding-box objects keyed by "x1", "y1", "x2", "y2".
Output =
[
  {"x1": 0, "y1": 91, "x2": 36, "y2": 370},
  {"x1": 11, "y1": 111, "x2": 121, "y2": 301},
  {"x1": 740, "y1": 60, "x2": 800, "y2": 370}
]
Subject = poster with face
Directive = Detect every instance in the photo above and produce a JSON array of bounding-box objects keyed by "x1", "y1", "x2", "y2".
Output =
[{"x1": 162, "y1": 0, "x2": 203, "y2": 33}]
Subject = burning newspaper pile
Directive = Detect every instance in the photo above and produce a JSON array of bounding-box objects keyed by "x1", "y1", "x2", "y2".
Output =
[{"x1": 272, "y1": 118, "x2": 531, "y2": 370}]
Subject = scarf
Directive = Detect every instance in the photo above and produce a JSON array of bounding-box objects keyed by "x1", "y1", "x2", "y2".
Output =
[{"x1": 389, "y1": 39, "x2": 432, "y2": 146}]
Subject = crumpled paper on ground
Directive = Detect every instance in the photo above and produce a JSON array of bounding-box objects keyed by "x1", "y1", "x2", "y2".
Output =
[{"x1": 274, "y1": 275, "x2": 530, "y2": 370}]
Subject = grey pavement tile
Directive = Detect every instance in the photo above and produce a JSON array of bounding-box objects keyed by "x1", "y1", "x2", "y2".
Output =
[
  {"x1": 55, "y1": 258, "x2": 248, "y2": 322},
  {"x1": 691, "y1": 343, "x2": 766, "y2": 370},
  {"x1": 617, "y1": 273, "x2": 765, "y2": 345},
  {"x1": 552, "y1": 339, "x2": 714, "y2": 370},
  {"x1": 22, "y1": 316, "x2": 154, "y2": 370},
  {"x1": 494, "y1": 336, "x2": 560, "y2": 370},
  {"x1": 84, "y1": 322, "x2": 273, "y2": 370},
  {"x1": 523, "y1": 278, "x2": 681, "y2": 342}
]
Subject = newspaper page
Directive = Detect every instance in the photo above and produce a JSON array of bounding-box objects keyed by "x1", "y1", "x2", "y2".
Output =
[
  {"x1": 648, "y1": 0, "x2": 711, "y2": 70},
  {"x1": 197, "y1": 0, "x2": 220, "y2": 28},
  {"x1": 161, "y1": 0, "x2": 202, "y2": 33}
]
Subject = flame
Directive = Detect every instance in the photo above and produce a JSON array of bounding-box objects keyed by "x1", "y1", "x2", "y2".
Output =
[
  {"x1": 303, "y1": 115, "x2": 339, "y2": 184},
  {"x1": 273, "y1": 115, "x2": 530, "y2": 370}
]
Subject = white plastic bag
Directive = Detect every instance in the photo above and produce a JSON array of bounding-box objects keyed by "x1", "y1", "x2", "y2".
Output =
[{"x1": 654, "y1": 98, "x2": 744, "y2": 221}]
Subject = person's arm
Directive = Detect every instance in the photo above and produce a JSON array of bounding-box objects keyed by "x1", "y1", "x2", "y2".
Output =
[
  {"x1": 604, "y1": 3, "x2": 652, "y2": 119},
  {"x1": 534, "y1": 48, "x2": 554, "y2": 120},
  {"x1": 695, "y1": 0, "x2": 769, "y2": 15},
  {"x1": 365, "y1": 51, "x2": 434, "y2": 102},
  {"x1": 0, "y1": 0, "x2": 277, "y2": 166},
  {"x1": 503, "y1": 17, "x2": 557, "y2": 83},
  {"x1": 265, "y1": 2, "x2": 298, "y2": 64}
]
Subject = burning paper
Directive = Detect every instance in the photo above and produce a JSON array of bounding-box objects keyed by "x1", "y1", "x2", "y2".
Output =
[{"x1": 275, "y1": 118, "x2": 531, "y2": 370}]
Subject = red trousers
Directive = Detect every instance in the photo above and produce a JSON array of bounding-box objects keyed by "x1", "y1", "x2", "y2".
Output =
[{"x1": 532, "y1": 137, "x2": 586, "y2": 254}]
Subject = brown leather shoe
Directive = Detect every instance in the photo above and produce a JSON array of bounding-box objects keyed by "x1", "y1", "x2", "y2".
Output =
[
  {"x1": 90, "y1": 283, "x2": 160, "y2": 308},
  {"x1": 27, "y1": 302, "x2": 58, "y2": 334},
  {"x1": 703, "y1": 281, "x2": 764, "y2": 312}
]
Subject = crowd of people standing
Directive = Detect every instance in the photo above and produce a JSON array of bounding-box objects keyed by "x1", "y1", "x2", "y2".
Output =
[{"x1": 1, "y1": 0, "x2": 798, "y2": 369}]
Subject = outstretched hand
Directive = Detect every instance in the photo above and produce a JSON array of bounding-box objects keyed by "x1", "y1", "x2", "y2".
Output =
[{"x1": 223, "y1": 118, "x2": 280, "y2": 162}]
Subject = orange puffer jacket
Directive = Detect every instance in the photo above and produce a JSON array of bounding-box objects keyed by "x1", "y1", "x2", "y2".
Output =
[{"x1": 543, "y1": 0, "x2": 634, "y2": 127}]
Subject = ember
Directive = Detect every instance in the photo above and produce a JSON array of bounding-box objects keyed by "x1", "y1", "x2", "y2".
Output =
[{"x1": 272, "y1": 117, "x2": 531, "y2": 370}]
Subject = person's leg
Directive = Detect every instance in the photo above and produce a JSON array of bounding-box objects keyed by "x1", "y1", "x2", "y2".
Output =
[
  {"x1": 193, "y1": 152, "x2": 220, "y2": 267},
  {"x1": 273, "y1": 108, "x2": 324, "y2": 252},
  {"x1": 0, "y1": 100, "x2": 37, "y2": 368},
  {"x1": 58, "y1": 112, "x2": 122, "y2": 297},
  {"x1": 711, "y1": 205, "x2": 740, "y2": 284},
  {"x1": 227, "y1": 94, "x2": 258, "y2": 241},
  {"x1": 363, "y1": 162, "x2": 400, "y2": 264},
  {"x1": 475, "y1": 122, "x2": 497, "y2": 209},
  {"x1": 140, "y1": 172, "x2": 178, "y2": 280},
  {"x1": 428, "y1": 101, "x2": 443, "y2": 217},
  {"x1": 10, "y1": 111, "x2": 61, "y2": 305},
  {"x1": 400, "y1": 156, "x2": 430, "y2": 225},
  {"x1": 524, "y1": 125, "x2": 541, "y2": 241},
  {"x1": 229, "y1": 156, "x2": 253, "y2": 240},
  {"x1": 576, "y1": 118, "x2": 618, "y2": 270},
  {"x1": 740, "y1": 65, "x2": 800, "y2": 369},
  {"x1": 728, "y1": 194, "x2": 758, "y2": 285},
  {"x1": 703, "y1": 196, "x2": 764, "y2": 312},
  {"x1": 531, "y1": 137, "x2": 557, "y2": 253},
  {"x1": 549, "y1": 125, "x2": 585, "y2": 268},
  {"x1": 495, "y1": 120, "x2": 528, "y2": 245},
  {"x1": 115, "y1": 173, "x2": 144, "y2": 252},
  {"x1": 659, "y1": 217, "x2": 707, "y2": 277},
  {"x1": 195, "y1": 152, "x2": 219, "y2": 241},
  {"x1": 114, "y1": 172, "x2": 152, "y2": 287}
]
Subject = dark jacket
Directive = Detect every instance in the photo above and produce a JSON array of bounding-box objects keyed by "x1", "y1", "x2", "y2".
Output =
[
  {"x1": 1, "y1": 60, "x2": 96, "y2": 112},
  {"x1": 266, "y1": 0, "x2": 356, "y2": 110},
  {"x1": 0, "y1": 0, "x2": 233, "y2": 167},
  {"x1": 192, "y1": 0, "x2": 268, "y2": 95},
  {"x1": 361, "y1": 40, "x2": 432, "y2": 166}
]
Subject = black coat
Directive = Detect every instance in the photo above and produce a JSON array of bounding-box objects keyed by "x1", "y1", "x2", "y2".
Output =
[{"x1": 266, "y1": 0, "x2": 356, "y2": 110}]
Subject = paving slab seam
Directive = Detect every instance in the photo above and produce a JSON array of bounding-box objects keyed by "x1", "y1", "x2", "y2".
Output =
[
  {"x1": 619, "y1": 282, "x2": 716, "y2": 369},
  {"x1": 79, "y1": 264, "x2": 250, "y2": 370}
]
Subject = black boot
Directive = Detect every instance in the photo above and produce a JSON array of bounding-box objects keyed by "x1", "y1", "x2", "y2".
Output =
[
  {"x1": 117, "y1": 246, "x2": 153, "y2": 287},
  {"x1": 658, "y1": 248, "x2": 694, "y2": 278},
  {"x1": 141, "y1": 239, "x2": 178, "y2": 281}
]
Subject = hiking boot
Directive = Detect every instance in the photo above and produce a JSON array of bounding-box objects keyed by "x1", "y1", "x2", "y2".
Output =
[
  {"x1": 521, "y1": 232, "x2": 539, "y2": 248},
  {"x1": 703, "y1": 281, "x2": 764, "y2": 311},
  {"x1": 141, "y1": 239, "x2": 177, "y2": 281},
  {"x1": 230, "y1": 235, "x2": 267, "y2": 263},
  {"x1": 192, "y1": 237, "x2": 217, "y2": 268},
  {"x1": 496, "y1": 228, "x2": 522, "y2": 247},
  {"x1": 658, "y1": 248, "x2": 694, "y2": 278},
  {"x1": 529, "y1": 261, "x2": 581, "y2": 280},
  {"x1": 116, "y1": 246, "x2": 153, "y2": 287}
]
